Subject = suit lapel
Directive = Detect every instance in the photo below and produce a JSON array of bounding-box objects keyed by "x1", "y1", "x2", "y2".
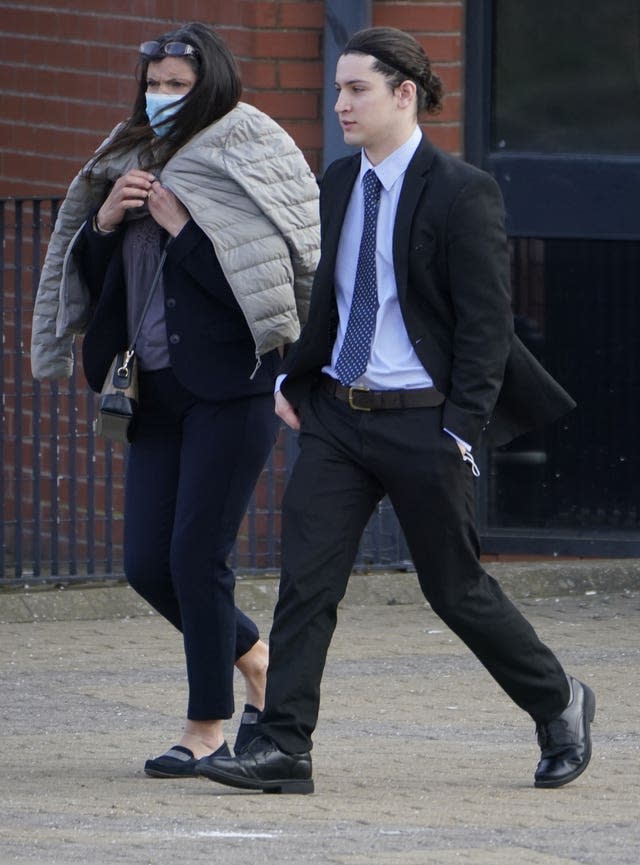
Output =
[
  {"x1": 299, "y1": 156, "x2": 359, "y2": 359},
  {"x1": 321, "y1": 156, "x2": 360, "y2": 266},
  {"x1": 318, "y1": 140, "x2": 435, "y2": 306},
  {"x1": 393, "y1": 137, "x2": 436, "y2": 303}
]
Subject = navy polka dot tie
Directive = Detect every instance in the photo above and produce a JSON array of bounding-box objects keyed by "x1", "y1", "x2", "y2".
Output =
[{"x1": 335, "y1": 169, "x2": 382, "y2": 386}]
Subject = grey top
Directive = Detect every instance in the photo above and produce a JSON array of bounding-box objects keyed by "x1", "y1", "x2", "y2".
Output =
[{"x1": 123, "y1": 215, "x2": 170, "y2": 371}]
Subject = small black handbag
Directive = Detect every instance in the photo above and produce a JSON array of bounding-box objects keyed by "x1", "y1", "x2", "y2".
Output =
[{"x1": 94, "y1": 248, "x2": 167, "y2": 442}]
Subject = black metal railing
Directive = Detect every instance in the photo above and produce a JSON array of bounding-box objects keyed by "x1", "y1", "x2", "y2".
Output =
[{"x1": 0, "y1": 197, "x2": 409, "y2": 587}]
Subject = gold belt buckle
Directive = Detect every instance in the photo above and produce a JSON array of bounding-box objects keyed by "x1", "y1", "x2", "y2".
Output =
[{"x1": 347, "y1": 385, "x2": 371, "y2": 411}]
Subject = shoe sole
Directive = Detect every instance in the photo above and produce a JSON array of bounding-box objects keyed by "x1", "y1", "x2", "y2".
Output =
[
  {"x1": 197, "y1": 766, "x2": 314, "y2": 794},
  {"x1": 144, "y1": 766, "x2": 197, "y2": 779},
  {"x1": 534, "y1": 684, "x2": 596, "y2": 789}
]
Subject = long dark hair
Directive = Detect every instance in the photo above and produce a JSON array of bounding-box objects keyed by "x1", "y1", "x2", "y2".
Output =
[
  {"x1": 87, "y1": 22, "x2": 242, "y2": 176},
  {"x1": 343, "y1": 27, "x2": 443, "y2": 115}
]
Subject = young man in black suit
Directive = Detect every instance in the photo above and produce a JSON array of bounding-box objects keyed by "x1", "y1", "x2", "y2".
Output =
[{"x1": 197, "y1": 27, "x2": 595, "y2": 794}]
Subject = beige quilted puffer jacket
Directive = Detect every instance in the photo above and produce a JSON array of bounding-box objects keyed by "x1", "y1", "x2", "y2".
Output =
[{"x1": 31, "y1": 102, "x2": 320, "y2": 380}]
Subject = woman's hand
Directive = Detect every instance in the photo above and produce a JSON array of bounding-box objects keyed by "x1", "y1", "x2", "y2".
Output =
[
  {"x1": 147, "y1": 179, "x2": 190, "y2": 237},
  {"x1": 95, "y1": 169, "x2": 155, "y2": 232}
]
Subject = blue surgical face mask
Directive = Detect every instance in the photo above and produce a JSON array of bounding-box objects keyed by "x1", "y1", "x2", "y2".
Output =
[{"x1": 145, "y1": 92, "x2": 183, "y2": 137}]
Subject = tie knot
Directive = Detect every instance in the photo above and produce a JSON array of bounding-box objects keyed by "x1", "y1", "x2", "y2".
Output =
[{"x1": 363, "y1": 169, "x2": 381, "y2": 201}]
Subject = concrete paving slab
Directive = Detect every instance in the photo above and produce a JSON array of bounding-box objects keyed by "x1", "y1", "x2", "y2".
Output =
[{"x1": 1, "y1": 592, "x2": 639, "y2": 864}]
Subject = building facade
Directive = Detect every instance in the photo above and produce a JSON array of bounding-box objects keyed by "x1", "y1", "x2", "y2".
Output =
[{"x1": 1, "y1": 1, "x2": 638, "y2": 584}]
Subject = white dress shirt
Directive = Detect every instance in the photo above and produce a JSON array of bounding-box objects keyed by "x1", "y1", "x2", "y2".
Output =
[{"x1": 323, "y1": 125, "x2": 429, "y2": 390}]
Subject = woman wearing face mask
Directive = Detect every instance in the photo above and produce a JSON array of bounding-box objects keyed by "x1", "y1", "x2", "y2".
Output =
[{"x1": 31, "y1": 22, "x2": 320, "y2": 776}]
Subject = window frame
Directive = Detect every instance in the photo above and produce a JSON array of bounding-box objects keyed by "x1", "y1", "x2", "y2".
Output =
[
  {"x1": 465, "y1": 0, "x2": 640, "y2": 241},
  {"x1": 465, "y1": 0, "x2": 640, "y2": 556}
]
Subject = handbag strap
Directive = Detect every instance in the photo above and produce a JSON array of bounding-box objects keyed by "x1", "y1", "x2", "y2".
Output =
[{"x1": 118, "y1": 247, "x2": 167, "y2": 373}]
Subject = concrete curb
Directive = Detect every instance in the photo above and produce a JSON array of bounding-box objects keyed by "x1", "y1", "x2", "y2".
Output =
[{"x1": 1, "y1": 558, "x2": 639, "y2": 623}]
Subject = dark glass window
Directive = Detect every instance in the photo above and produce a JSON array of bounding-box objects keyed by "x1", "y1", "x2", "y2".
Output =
[
  {"x1": 487, "y1": 238, "x2": 640, "y2": 539},
  {"x1": 492, "y1": 1, "x2": 640, "y2": 154}
]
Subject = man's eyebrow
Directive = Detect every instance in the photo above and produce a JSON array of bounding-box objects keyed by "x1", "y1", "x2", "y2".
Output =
[{"x1": 335, "y1": 78, "x2": 370, "y2": 87}]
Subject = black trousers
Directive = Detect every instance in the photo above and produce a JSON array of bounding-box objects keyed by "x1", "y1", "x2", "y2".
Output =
[
  {"x1": 124, "y1": 369, "x2": 278, "y2": 720},
  {"x1": 260, "y1": 387, "x2": 570, "y2": 753}
]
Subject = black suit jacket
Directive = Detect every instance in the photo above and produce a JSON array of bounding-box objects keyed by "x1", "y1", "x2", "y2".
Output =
[{"x1": 281, "y1": 137, "x2": 575, "y2": 448}]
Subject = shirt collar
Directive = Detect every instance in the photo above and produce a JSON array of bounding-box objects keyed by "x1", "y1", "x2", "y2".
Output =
[{"x1": 359, "y1": 125, "x2": 423, "y2": 192}]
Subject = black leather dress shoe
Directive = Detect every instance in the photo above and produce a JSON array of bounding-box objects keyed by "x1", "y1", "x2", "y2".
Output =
[
  {"x1": 195, "y1": 735, "x2": 313, "y2": 794},
  {"x1": 534, "y1": 676, "x2": 596, "y2": 788}
]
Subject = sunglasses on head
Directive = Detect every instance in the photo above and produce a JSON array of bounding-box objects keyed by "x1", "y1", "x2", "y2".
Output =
[{"x1": 139, "y1": 41, "x2": 199, "y2": 59}]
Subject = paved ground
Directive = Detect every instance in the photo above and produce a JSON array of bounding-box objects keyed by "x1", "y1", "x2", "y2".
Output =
[{"x1": 1, "y1": 563, "x2": 639, "y2": 865}]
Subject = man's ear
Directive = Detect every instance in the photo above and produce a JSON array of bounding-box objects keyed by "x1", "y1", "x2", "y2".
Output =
[{"x1": 396, "y1": 79, "x2": 417, "y2": 109}]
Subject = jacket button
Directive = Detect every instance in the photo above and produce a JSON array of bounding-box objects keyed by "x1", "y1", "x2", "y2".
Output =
[
  {"x1": 169, "y1": 334, "x2": 180, "y2": 344},
  {"x1": 166, "y1": 297, "x2": 176, "y2": 308}
]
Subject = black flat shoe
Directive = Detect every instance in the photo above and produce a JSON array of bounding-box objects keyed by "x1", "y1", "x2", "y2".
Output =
[
  {"x1": 534, "y1": 676, "x2": 596, "y2": 789},
  {"x1": 144, "y1": 740, "x2": 230, "y2": 778},
  {"x1": 195, "y1": 735, "x2": 314, "y2": 794},
  {"x1": 234, "y1": 704, "x2": 261, "y2": 754}
]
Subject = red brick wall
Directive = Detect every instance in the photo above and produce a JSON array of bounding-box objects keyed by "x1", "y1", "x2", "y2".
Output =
[
  {"x1": 0, "y1": 0, "x2": 464, "y2": 195},
  {"x1": 1, "y1": 0, "x2": 325, "y2": 196},
  {"x1": 374, "y1": 1, "x2": 463, "y2": 154}
]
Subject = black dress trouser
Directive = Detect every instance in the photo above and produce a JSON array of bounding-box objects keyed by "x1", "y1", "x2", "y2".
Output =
[{"x1": 260, "y1": 386, "x2": 570, "y2": 754}]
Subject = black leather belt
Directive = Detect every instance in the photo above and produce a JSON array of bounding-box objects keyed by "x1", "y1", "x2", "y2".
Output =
[{"x1": 320, "y1": 374, "x2": 444, "y2": 411}]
